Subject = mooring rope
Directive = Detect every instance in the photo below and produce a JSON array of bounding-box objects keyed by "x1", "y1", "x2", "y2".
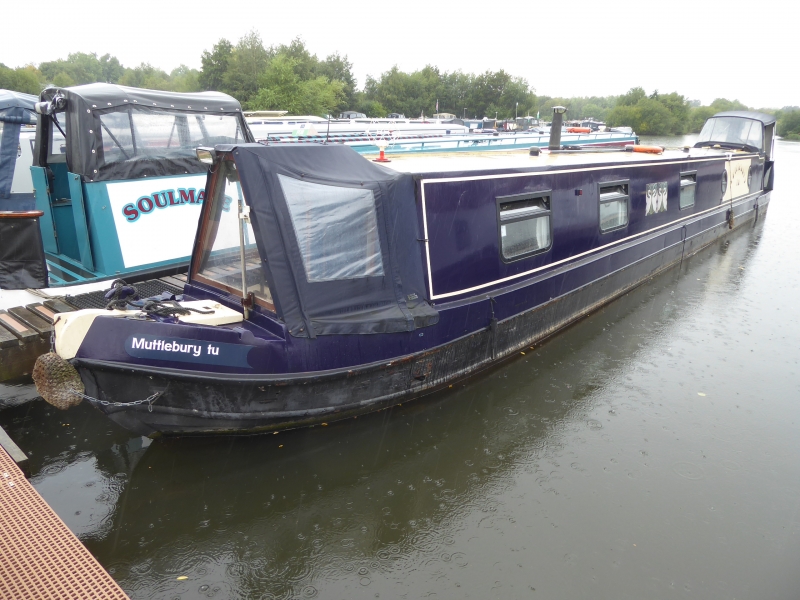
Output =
[
  {"x1": 103, "y1": 279, "x2": 214, "y2": 318},
  {"x1": 105, "y1": 279, "x2": 139, "y2": 310}
]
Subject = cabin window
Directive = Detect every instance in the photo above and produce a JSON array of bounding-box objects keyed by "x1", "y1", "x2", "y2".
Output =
[
  {"x1": 194, "y1": 160, "x2": 274, "y2": 309},
  {"x1": 598, "y1": 181, "x2": 629, "y2": 232},
  {"x1": 497, "y1": 192, "x2": 552, "y2": 261},
  {"x1": 680, "y1": 172, "x2": 696, "y2": 209},
  {"x1": 98, "y1": 107, "x2": 245, "y2": 167},
  {"x1": 278, "y1": 175, "x2": 384, "y2": 282}
]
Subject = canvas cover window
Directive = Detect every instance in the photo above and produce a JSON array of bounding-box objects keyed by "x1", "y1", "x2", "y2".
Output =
[
  {"x1": 697, "y1": 117, "x2": 763, "y2": 150},
  {"x1": 278, "y1": 174, "x2": 384, "y2": 282},
  {"x1": 99, "y1": 107, "x2": 244, "y2": 166}
]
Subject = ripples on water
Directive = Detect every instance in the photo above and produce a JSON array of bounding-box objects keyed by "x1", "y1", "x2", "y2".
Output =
[{"x1": 1, "y1": 141, "x2": 799, "y2": 599}]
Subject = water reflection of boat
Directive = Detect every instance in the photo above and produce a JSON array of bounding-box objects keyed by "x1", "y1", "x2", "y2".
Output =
[
  {"x1": 39, "y1": 108, "x2": 776, "y2": 435},
  {"x1": 66, "y1": 224, "x2": 767, "y2": 598}
]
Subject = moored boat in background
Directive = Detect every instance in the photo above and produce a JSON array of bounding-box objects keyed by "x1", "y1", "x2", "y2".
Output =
[
  {"x1": 0, "y1": 83, "x2": 253, "y2": 298},
  {"x1": 257, "y1": 128, "x2": 638, "y2": 155}
]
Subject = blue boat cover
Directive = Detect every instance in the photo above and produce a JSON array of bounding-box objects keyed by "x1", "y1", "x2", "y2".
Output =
[
  {"x1": 229, "y1": 143, "x2": 438, "y2": 337},
  {"x1": 0, "y1": 90, "x2": 37, "y2": 200}
]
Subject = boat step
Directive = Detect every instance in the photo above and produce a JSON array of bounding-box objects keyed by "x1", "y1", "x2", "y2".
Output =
[
  {"x1": 0, "y1": 324, "x2": 19, "y2": 349},
  {"x1": 43, "y1": 298, "x2": 79, "y2": 314},
  {"x1": 0, "y1": 311, "x2": 40, "y2": 342},
  {"x1": 7, "y1": 307, "x2": 53, "y2": 336},
  {"x1": 25, "y1": 303, "x2": 58, "y2": 324}
]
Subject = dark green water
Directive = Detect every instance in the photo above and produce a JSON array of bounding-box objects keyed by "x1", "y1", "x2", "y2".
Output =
[{"x1": 1, "y1": 141, "x2": 799, "y2": 599}]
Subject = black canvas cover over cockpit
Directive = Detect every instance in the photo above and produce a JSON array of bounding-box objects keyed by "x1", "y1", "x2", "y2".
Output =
[
  {"x1": 232, "y1": 144, "x2": 438, "y2": 337},
  {"x1": 34, "y1": 84, "x2": 253, "y2": 182}
]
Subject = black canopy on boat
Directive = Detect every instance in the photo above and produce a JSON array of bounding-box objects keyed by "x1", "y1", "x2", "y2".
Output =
[
  {"x1": 33, "y1": 83, "x2": 253, "y2": 182},
  {"x1": 232, "y1": 143, "x2": 439, "y2": 337}
]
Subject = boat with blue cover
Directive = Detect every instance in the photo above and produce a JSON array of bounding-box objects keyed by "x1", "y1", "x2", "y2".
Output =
[
  {"x1": 0, "y1": 89, "x2": 39, "y2": 211},
  {"x1": 35, "y1": 108, "x2": 776, "y2": 435}
]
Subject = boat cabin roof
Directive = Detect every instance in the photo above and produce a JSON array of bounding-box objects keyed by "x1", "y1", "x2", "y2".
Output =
[
  {"x1": 42, "y1": 83, "x2": 242, "y2": 113},
  {"x1": 375, "y1": 146, "x2": 746, "y2": 176},
  {"x1": 713, "y1": 111, "x2": 776, "y2": 126}
]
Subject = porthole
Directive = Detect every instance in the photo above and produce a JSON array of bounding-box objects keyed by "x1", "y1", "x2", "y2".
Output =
[{"x1": 721, "y1": 170, "x2": 728, "y2": 195}]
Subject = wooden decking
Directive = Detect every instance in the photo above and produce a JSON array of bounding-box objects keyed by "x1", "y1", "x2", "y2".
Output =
[
  {"x1": 0, "y1": 445, "x2": 129, "y2": 599},
  {"x1": 0, "y1": 274, "x2": 187, "y2": 382}
]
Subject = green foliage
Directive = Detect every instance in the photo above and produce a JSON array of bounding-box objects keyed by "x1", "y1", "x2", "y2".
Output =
[
  {"x1": 601, "y1": 87, "x2": 738, "y2": 135},
  {"x1": 222, "y1": 30, "x2": 270, "y2": 105},
  {"x1": 606, "y1": 88, "x2": 683, "y2": 134},
  {"x1": 52, "y1": 72, "x2": 75, "y2": 88},
  {"x1": 356, "y1": 99, "x2": 387, "y2": 118},
  {"x1": 3, "y1": 51, "x2": 195, "y2": 95},
  {"x1": 535, "y1": 95, "x2": 616, "y2": 121},
  {"x1": 688, "y1": 106, "x2": 715, "y2": 132},
  {"x1": 0, "y1": 64, "x2": 42, "y2": 95},
  {"x1": 709, "y1": 98, "x2": 749, "y2": 112},
  {"x1": 196, "y1": 34, "x2": 357, "y2": 116},
  {"x1": 605, "y1": 104, "x2": 637, "y2": 129},
  {"x1": 119, "y1": 63, "x2": 171, "y2": 90},
  {"x1": 363, "y1": 66, "x2": 536, "y2": 119},
  {"x1": 168, "y1": 66, "x2": 202, "y2": 93},
  {"x1": 317, "y1": 52, "x2": 357, "y2": 111},
  {"x1": 778, "y1": 109, "x2": 800, "y2": 140},
  {"x1": 40, "y1": 52, "x2": 123, "y2": 86},
  {"x1": 366, "y1": 65, "x2": 439, "y2": 118},
  {"x1": 618, "y1": 87, "x2": 646, "y2": 106},
  {"x1": 636, "y1": 97, "x2": 678, "y2": 135},
  {"x1": 199, "y1": 39, "x2": 233, "y2": 92},
  {"x1": 249, "y1": 55, "x2": 345, "y2": 115},
  {"x1": 2, "y1": 41, "x2": 768, "y2": 137}
]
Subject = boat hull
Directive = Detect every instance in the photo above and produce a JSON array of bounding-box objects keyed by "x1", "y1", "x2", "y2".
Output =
[{"x1": 75, "y1": 193, "x2": 767, "y2": 435}]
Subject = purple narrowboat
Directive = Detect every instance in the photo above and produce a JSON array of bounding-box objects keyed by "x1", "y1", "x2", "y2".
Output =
[{"x1": 36, "y1": 110, "x2": 776, "y2": 435}]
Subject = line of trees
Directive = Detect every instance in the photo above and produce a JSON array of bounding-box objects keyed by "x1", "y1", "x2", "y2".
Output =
[{"x1": 3, "y1": 32, "x2": 799, "y2": 138}]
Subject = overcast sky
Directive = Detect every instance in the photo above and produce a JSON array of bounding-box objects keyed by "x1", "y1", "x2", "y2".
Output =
[{"x1": 4, "y1": 0, "x2": 796, "y2": 109}]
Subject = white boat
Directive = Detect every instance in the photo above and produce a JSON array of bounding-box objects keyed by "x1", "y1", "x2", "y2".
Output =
[{"x1": 246, "y1": 115, "x2": 469, "y2": 140}]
